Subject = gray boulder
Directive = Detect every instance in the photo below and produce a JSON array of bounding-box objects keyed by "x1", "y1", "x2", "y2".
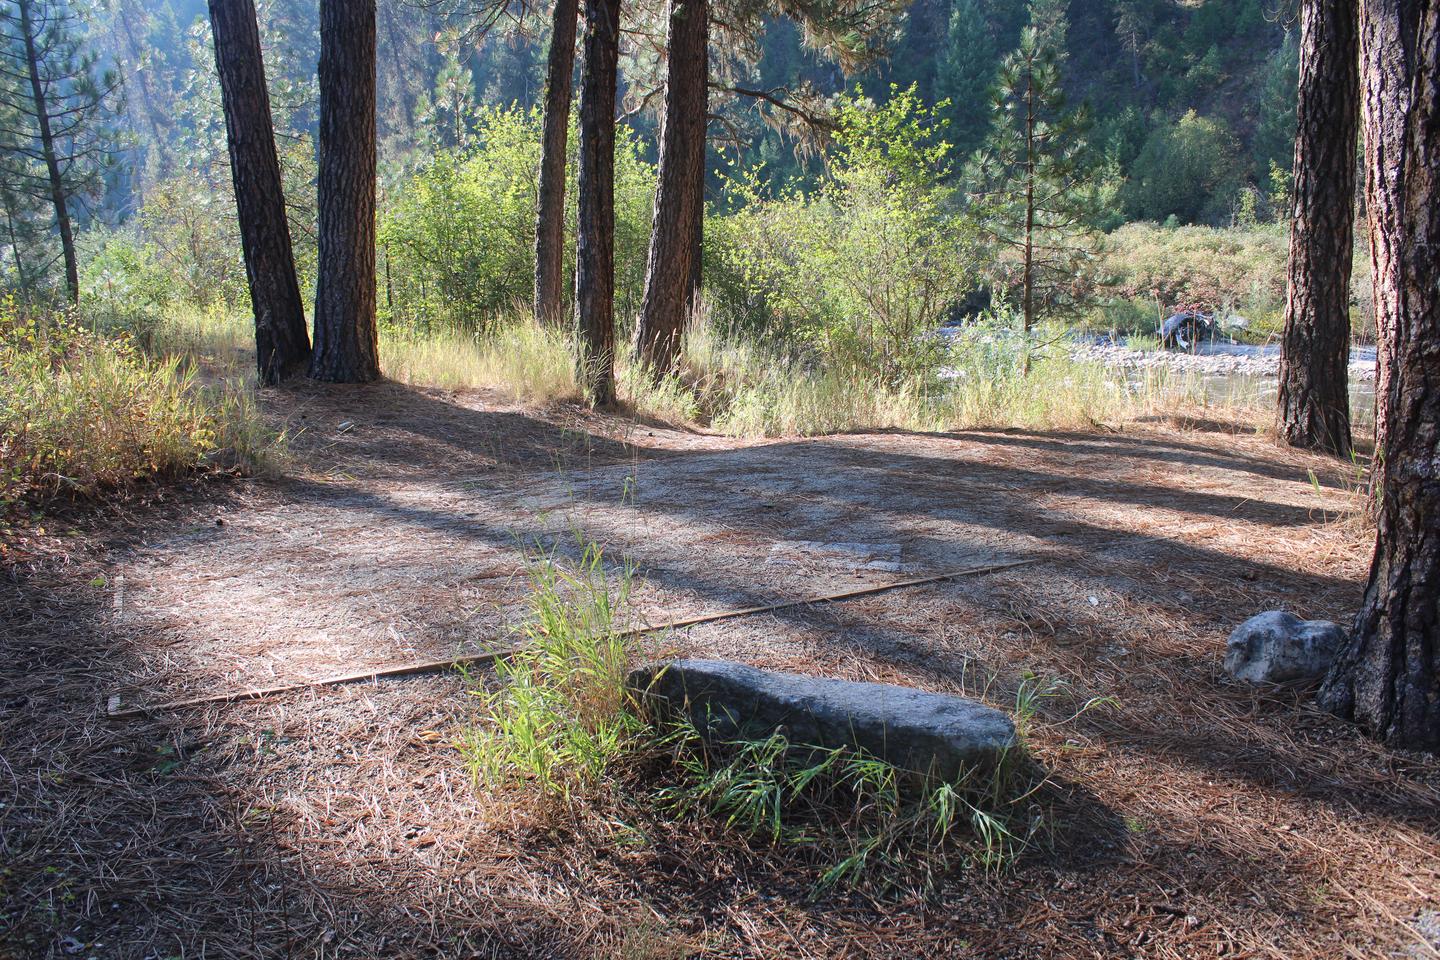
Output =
[
  {"x1": 1224, "y1": 611, "x2": 1346, "y2": 684},
  {"x1": 628, "y1": 658, "x2": 1017, "y2": 781}
]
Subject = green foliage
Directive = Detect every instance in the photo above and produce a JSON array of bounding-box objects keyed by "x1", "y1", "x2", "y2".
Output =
[
  {"x1": 0, "y1": 0, "x2": 125, "y2": 299},
  {"x1": 709, "y1": 86, "x2": 976, "y2": 383},
  {"x1": 380, "y1": 107, "x2": 655, "y2": 333},
  {"x1": 936, "y1": 0, "x2": 999, "y2": 156},
  {"x1": 1250, "y1": 30, "x2": 1299, "y2": 180},
  {"x1": 1098, "y1": 220, "x2": 1288, "y2": 318},
  {"x1": 0, "y1": 298, "x2": 268, "y2": 506},
  {"x1": 1121, "y1": 110, "x2": 1242, "y2": 225}
]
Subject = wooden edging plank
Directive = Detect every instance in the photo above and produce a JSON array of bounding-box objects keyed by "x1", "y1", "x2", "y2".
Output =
[{"x1": 106, "y1": 557, "x2": 1039, "y2": 720}]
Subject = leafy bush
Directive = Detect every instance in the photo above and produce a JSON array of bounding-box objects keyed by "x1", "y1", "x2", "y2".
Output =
[
  {"x1": 0, "y1": 300, "x2": 268, "y2": 506},
  {"x1": 708, "y1": 88, "x2": 977, "y2": 382},
  {"x1": 380, "y1": 107, "x2": 655, "y2": 333},
  {"x1": 1099, "y1": 221, "x2": 1287, "y2": 320}
]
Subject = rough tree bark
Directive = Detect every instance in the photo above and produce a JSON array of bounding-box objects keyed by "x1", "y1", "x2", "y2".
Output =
[
  {"x1": 16, "y1": 0, "x2": 78, "y2": 303},
  {"x1": 207, "y1": 0, "x2": 311, "y2": 383},
  {"x1": 1317, "y1": 0, "x2": 1439, "y2": 750},
  {"x1": 1358, "y1": 0, "x2": 1416, "y2": 447},
  {"x1": 634, "y1": 0, "x2": 708, "y2": 377},
  {"x1": 533, "y1": 0, "x2": 579, "y2": 325},
  {"x1": 310, "y1": 0, "x2": 380, "y2": 383},
  {"x1": 1277, "y1": 0, "x2": 1360, "y2": 457},
  {"x1": 573, "y1": 0, "x2": 620, "y2": 407}
]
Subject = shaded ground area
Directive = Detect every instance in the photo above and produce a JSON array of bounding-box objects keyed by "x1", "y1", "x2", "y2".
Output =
[{"x1": 3, "y1": 381, "x2": 1437, "y2": 959}]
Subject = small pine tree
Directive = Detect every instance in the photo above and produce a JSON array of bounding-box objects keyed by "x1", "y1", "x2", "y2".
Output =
[
  {"x1": 0, "y1": 0, "x2": 122, "y2": 302},
  {"x1": 967, "y1": 18, "x2": 1101, "y2": 361},
  {"x1": 417, "y1": 46, "x2": 479, "y2": 152}
]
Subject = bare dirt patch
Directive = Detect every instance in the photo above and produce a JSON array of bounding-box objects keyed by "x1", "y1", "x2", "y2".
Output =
[{"x1": 2, "y1": 381, "x2": 1436, "y2": 959}]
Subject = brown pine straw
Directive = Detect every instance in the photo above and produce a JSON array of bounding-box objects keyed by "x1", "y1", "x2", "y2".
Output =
[{"x1": 105, "y1": 557, "x2": 1040, "y2": 719}]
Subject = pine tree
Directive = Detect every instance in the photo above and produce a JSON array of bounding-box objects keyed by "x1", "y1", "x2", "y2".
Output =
[
  {"x1": 207, "y1": 0, "x2": 311, "y2": 382},
  {"x1": 0, "y1": 0, "x2": 121, "y2": 302},
  {"x1": 417, "y1": 45, "x2": 480, "y2": 152},
  {"x1": 573, "y1": 0, "x2": 620, "y2": 406},
  {"x1": 310, "y1": 0, "x2": 380, "y2": 383},
  {"x1": 968, "y1": 17, "x2": 1100, "y2": 361},
  {"x1": 1316, "y1": 0, "x2": 1440, "y2": 749},
  {"x1": 633, "y1": 0, "x2": 708, "y2": 377},
  {"x1": 532, "y1": 0, "x2": 578, "y2": 325},
  {"x1": 1276, "y1": 0, "x2": 1358, "y2": 456}
]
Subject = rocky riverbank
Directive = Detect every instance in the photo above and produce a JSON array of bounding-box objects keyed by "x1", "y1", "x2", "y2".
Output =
[{"x1": 1068, "y1": 339, "x2": 1378, "y2": 382}]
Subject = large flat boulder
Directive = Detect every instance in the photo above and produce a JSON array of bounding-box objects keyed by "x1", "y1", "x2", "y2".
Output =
[{"x1": 628, "y1": 659, "x2": 1017, "y2": 781}]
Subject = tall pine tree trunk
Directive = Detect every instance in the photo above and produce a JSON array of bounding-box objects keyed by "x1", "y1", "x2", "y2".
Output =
[
  {"x1": 17, "y1": 0, "x2": 77, "y2": 303},
  {"x1": 207, "y1": 0, "x2": 311, "y2": 383},
  {"x1": 1277, "y1": 0, "x2": 1359, "y2": 457},
  {"x1": 534, "y1": 0, "x2": 579, "y2": 325},
  {"x1": 1317, "y1": 0, "x2": 1439, "y2": 750},
  {"x1": 573, "y1": 0, "x2": 620, "y2": 407},
  {"x1": 634, "y1": 0, "x2": 707, "y2": 377},
  {"x1": 310, "y1": 0, "x2": 380, "y2": 383},
  {"x1": 1357, "y1": 0, "x2": 1414, "y2": 447}
]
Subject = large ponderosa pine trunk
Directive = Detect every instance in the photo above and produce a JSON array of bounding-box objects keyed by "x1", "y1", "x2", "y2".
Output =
[
  {"x1": 1317, "y1": 0, "x2": 1439, "y2": 749},
  {"x1": 573, "y1": 0, "x2": 620, "y2": 407},
  {"x1": 1277, "y1": 0, "x2": 1359, "y2": 457},
  {"x1": 207, "y1": 0, "x2": 311, "y2": 383},
  {"x1": 634, "y1": 0, "x2": 708, "y2": 377},
  {"x1": 16, "y1": 0, "x2": 78, "y2": 303},
  {"x1": 310, "y1": 0, "x2": 380, "y2": 383},
  {"x1": 533, "y1": 0, "x2": 579, "y2": 325}
]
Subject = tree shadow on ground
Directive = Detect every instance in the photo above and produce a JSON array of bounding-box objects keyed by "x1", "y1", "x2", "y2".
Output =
[{"x1": 5, "y1": 404, "x2": 1433, "y2": 958}]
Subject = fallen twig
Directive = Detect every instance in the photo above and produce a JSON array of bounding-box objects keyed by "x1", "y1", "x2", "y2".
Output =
[{"x1": 106, "y1": 557, "x2": 1039, "y2": 719}]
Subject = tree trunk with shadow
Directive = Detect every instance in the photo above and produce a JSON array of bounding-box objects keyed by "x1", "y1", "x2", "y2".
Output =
[
  {"x1": 310, "y1": 0, "x2": 380, "y2": 383},
  {"x1": 1278, "y1": 0, "x2": 1359, "y2": 457},
  {"x1": 634, "y1": 0, "x2": 707, "y2": 377},
  {"x1": 534, "y1": 0, "x2": 579, "y2": 326},
  {"x1": 1317, "y1": 0, "x2": 1439, "y2": 750},
  {"x1": 573, "y1": 0, "x2": 620, "y2": 407},
  {"x1": 207, "y1": 0, "x2": 311, "y2": 383}
]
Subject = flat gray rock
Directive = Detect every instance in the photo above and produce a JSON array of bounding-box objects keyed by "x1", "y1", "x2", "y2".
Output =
[
  {"x1": 628, "y1": 658, "x2": 1017, "y2": 781},
  {"x1": 1224, "y1": 611, "x2": 1346, "y2": 683}
]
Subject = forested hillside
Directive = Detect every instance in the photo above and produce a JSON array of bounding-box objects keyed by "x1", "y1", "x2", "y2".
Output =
[{"x1": 31, "y1": 0, "x2": 1298, "y2": 240}]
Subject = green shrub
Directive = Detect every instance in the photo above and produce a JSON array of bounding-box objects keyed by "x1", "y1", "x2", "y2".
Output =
[
  {"x1": 1098, "y1": 221, "x2": 1288, "y2": 321},
  {"x1": 379, "y1": 107, "x2": 655, "y2": 333},
  {"x1": 707, "y1": 88, "x2": 977, "y2": 383},
  {"x1": 0, "y1": 300, "x2": 269, "y2": 506}
]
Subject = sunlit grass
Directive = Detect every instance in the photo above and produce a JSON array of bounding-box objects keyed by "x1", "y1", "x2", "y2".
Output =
[
  {"x1": 145, "y1": 305, "x2": 1270, "y2": 439},
  {"x1": 1, "y1": 302, "x2": 271, "y2": 505},
  {"x1": 382, "y1": 319, "x2": 580, "y2": 402}
]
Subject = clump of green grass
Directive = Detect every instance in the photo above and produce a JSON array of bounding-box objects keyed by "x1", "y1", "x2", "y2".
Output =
[
  {"x1": 461, "y1": 537, "x2": 646, "y2": 799},
  {"x1": 0, "y1": 300, "x2": 270, "y2": 506},
  {"x1": 655, "y1": 724, "x2": 1036, "y2": 891}
]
